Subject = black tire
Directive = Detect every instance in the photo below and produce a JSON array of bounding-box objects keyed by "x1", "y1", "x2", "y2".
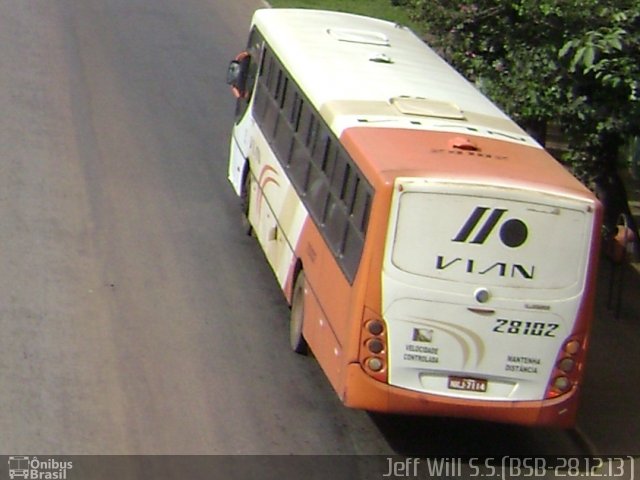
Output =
[
  {"x1": 290, "y1": 272, "x2": 309, "y2": 355},
  {"x1": 240, "y1": 168, "x2": 253, "y2": 236}
]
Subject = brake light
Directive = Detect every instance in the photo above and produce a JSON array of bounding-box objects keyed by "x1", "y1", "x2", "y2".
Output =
[
  {"x1": 546, "y1": 336, "x2": 585, "y2": 398},
  {"x1": 360, "y1": 313, "x2": 388, "y2": 382}
]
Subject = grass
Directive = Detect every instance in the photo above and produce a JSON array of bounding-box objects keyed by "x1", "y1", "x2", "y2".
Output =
[{"x1": 266, "y1": 0, "x2": 424, "y2": 34}]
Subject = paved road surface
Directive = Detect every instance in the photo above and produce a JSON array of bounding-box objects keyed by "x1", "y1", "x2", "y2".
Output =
[
  {"x1": 0, "y1": 0, "x2": 637, "y2": 466},
  {"x1": 0, "y1": 0, "x2": 384, "y2": 454}
]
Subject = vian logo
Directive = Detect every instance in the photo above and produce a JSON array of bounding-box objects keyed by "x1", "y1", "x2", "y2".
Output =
[
  {"x1": 452, "y1": 207, "x2": 528, "y2": 248},
  {"x1": 437, "y1": 206, "x2": 535, "y2": 279}
]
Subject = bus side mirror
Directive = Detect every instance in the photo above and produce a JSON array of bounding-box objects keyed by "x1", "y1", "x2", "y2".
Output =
[
  {"x1": 226, "y1": 60, "x2": 243, "y2": 85},
  {"x1": 227, "y1": 52, "x2": 251, "y2": 99}
]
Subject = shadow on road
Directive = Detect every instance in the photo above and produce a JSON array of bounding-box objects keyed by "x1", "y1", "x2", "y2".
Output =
[
  {"x1": 369, "y1": 413, "x2": 589, "y2": 456},
  {"x1": 577, "y1": 260, "x2": 640, "y2": 455}
]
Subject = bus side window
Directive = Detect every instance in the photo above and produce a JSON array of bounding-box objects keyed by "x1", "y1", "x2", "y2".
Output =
[
  {"x1": 311, "y1": 128, "x2": 330, "y2": 169},
  {"x1": 289, "y1": 92, "x2": 303, "y2": 130},
  {"x1": 288, "y1": 136, "x2": 309, "y2": 191},
  {"x1": 252, "y1": 49, "x2": 273, "y2": 124},
  {"x1": 324, "y1": 195, "x2": 349, "y2": 257},
  {"x1": 281, "y1": 85, "x2": 299, "y2": 127},
  {"x1": 305, "y1": 114, "x2": 320, "y2": 154},
  {"x1": 263, "y1": 51, "x2": 278, "y2": 93},
  {"x1": 322, "y1": 141, "x2": 337, "y2": 180},
  {"x1": 262, "y1": 68, "x2": 283, "y2": 138},
  {"x1": 342, "y1": 163, "x2": 358, "y2": 212},
  {"x1": 351, "y1": 183, "x2": 372, "y2": 232},
  {"x1": 273, "y1": 76, "x2": 293, "y2": 160},
  {"x1": 342, "y1": 224, "x2": 365, "y2": 281},
  {"x1": 271, "y1": 67, "x2": 287, "y2": 118},
  {"x1": 288, "y1": 103, "x2": 313, "y2": 190},
  {"x1": 340, "y1": 183, "x2": 372, "y2": 280},
  {"x1": 306, "y1": 122, "x2": 332, "y2": 213},
  {"x1": 330, "y1": 151, "x2": 348, "y2": 198},
  {"x1": 306, "y1": 164, "x2": 330, "y2": 224}
]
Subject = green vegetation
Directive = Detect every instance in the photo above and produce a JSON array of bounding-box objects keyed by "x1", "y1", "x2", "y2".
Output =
[
  {"x1": 410, "y1": 0, "x2": 639, "y2": 246},
  {"x1": 410, "y1": 1, "x2": 639, "y2": 182}
]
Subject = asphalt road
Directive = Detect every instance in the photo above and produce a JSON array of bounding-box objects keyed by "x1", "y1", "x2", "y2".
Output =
[
  {"x1": 0, "y1": 0, "x2": 637, "y2": 467},
  {"x1": 0, "y1": 0, "x2": 394, "y2": 456}
]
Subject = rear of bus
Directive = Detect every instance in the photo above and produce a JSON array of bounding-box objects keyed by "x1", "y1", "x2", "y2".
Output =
[
  {"x1": 341, "y1": 129, "x2": 602, "y2": 427},
  {"x1": 225, "y1": 8, "x2": 602, "y2": 427}
]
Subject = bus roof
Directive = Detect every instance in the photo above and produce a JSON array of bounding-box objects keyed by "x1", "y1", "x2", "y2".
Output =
[
  {"x1": 252, "y1": 8, "x2": 535, "y2": 147},
  {"x1": 342, "y1": 128, "x2": 594, "y2": 200},
  {"x1": 252, "y1": 9, "x2": 595, "y2": 200}
]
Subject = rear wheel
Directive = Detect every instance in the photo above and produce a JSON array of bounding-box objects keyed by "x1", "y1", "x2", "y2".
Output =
[
  {"x1": 290, "y1": 272, "x2": 309, "y2": 355},
  {"x1": 240, "y1": 168, "x2": 253, "y2": 236}
]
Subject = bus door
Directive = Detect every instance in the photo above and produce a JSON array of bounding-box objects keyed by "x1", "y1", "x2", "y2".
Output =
[{"x1": 382, "y1": 179, "x2": 597, "y2": 402}]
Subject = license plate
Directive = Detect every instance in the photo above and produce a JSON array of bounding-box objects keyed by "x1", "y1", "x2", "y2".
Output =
[{"x1": 448, "y1": 376, "x2": 487, "y2": 393}]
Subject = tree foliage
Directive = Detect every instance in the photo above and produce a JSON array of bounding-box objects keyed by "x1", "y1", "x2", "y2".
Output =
[{"x1": 406, "y1": 0, "x2": 640, "y2": 183}]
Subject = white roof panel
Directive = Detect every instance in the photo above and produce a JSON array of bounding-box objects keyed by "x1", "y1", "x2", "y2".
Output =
[{"x1": 252, "y1": 9, "x2": 532, "y2": 143}]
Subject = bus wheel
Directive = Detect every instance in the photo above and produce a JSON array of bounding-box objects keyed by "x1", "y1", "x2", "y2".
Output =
[
  {"x1": 240, "y1": 169, "x2": 253, "y2": 236},
  {"x1": 290, "y1": 272, "x2": 309, "y2": 355}
]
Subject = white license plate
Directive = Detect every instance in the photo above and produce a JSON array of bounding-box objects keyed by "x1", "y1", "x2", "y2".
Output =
[{"x1": 448, "y1": 376, "x2": 487, "y2": 392}]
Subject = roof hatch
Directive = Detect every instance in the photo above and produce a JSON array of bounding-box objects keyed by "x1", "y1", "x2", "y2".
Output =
[
  {"x1": 390, "y1": 96, "x2": 466, "y2": 120},
  {"x1": 327, "y1": 28, "x2": 390, "y2": 46}
]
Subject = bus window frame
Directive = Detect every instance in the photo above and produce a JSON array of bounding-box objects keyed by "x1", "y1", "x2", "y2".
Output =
[{"x1": 250, "y1": 38, "x2": 374, "y2": 283}]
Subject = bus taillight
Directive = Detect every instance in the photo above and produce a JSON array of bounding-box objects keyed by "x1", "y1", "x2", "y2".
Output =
[
  {"x1": 361, "y1": 316, "x2": 388, "y2": 382},
  {"x1": 546, "y1": 336, "x2": 584, "y2": 398}
]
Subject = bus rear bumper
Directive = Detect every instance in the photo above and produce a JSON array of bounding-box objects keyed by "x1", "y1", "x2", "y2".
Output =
[{"x1": 343, "y1": 364, "x2": 578, "y2": 428}]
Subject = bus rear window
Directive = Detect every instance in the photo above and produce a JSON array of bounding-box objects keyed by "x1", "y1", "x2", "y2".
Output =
[{"x1": 390, "y1": 190, "x2": 591, "y2": 290}]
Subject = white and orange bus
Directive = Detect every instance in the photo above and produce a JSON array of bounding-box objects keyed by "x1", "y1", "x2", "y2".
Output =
[{"x1": 226, "y1": 9, "x2": 602, "y2": 427}]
